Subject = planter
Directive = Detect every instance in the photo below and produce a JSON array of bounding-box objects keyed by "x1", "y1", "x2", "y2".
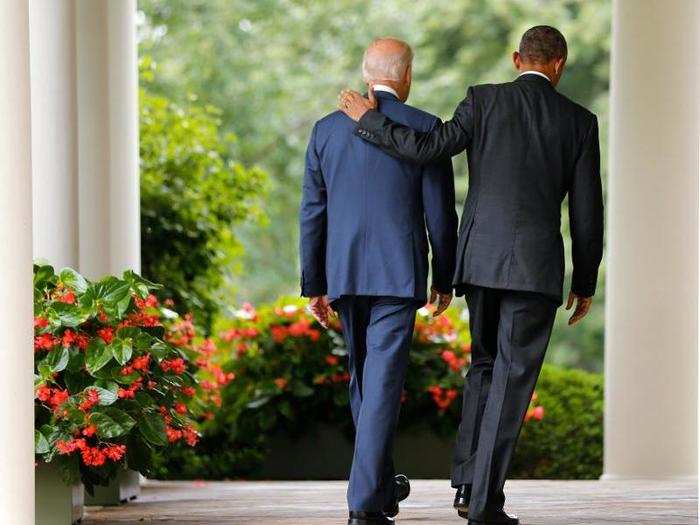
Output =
[
  {"x1": 35, "y1": 462, "x2": 83, "y2": 525},
  {"x1": 84, "y1": 469, "x2": 140, "y2": 506},
  {"x1": 254, "y1": 423, "x2": 453, "y2": 480}
]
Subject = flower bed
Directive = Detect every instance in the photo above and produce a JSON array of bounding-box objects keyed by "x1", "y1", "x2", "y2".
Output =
[
  {"x1": 33, "y1": 265, "x2": 226, "y2": 493},
  {"x1": 154, "y1": 297, "x2": 570, "y2": 480}
]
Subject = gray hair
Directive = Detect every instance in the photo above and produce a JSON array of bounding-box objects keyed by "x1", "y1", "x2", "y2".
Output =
[{"x1": 361, "y1": 37, "x2": 413, "y2": 83}]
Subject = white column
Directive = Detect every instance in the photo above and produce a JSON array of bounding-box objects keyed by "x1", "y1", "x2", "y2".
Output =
[
  {"x1": 605, "y1": 0, "x2": 699, "y2": 479},
  {"x1": 0, "y1": 1, "x2": 35, "y2": 523},
  {"x1": 30, "y1": 0, "x2": 79, "y2": 269},
  {"x1": 76, "y1": 0, "x2": 140, "y2": 279}
]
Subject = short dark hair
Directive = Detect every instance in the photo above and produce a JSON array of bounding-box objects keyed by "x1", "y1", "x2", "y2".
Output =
[{"x1": 518, "y1": 25, "x2": 567, "y2": 63}]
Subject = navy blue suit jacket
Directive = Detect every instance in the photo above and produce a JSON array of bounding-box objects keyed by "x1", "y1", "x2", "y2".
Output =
[{"x1": 299, "y1": 90, "x2": 458, "y2": 302}]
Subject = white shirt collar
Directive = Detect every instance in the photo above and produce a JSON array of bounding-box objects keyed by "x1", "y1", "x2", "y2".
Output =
[
  {"x1": 518, "y1": 70, "x2": 552, "y2": 83},
  {"x1": 372, "y1": 84, "x2": 399, "y2": 98}
]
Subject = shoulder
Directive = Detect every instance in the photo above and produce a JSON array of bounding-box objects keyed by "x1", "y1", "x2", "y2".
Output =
[
  {"x1": 308, "y1": 110, "x2": 356, "y2": 147},
  {"x1": 389, "y1": 100, "x2": 441, "y2": 132},
  {"x1": 555, "y1": 91, "x2": 597, "y2": 128}
]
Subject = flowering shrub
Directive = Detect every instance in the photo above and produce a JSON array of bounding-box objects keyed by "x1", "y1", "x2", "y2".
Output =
[
  {"x1": 155, "y1": 297, "x2": 545, "y2": 479},
  {"x1": 33, "y1": 265, "x2": 210, "y2": 492}
]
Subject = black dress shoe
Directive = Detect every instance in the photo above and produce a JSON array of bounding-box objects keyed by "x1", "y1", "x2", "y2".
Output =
[
  {"x1": 453, "y1": 484, "x2": 471, "y2": 512},
  {"x1": 384, "y1": 474, "x2": 410, "y2": 517},
  {"x1": 460, "y1": 509, "x2": 519, "y2": 524},
  {"x1": 348, "y1": 510, "x2": 395, "y2": 525}
]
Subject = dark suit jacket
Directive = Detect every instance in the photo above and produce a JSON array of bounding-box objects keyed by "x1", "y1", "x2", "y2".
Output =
[
  {"x1": 355, "y1": 73, "x2": 604, "y2": 302},
  {"x1": 300, "y1": 90, "x2": 458, "y2": 302}
]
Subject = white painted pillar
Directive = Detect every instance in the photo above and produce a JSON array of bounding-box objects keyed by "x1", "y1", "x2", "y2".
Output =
[
  {"x1": 76, "y1": 0, "x2": 140, "y2": 279},
  {"x1": 30, "y1": 0, "x2": 79, "y2": 269},
  {"x1": 605, "y1": 0, "x2": 699, "y2": 479},
  {"x1": 0, "y1": 1, "x2": 35, "y2": 523}
]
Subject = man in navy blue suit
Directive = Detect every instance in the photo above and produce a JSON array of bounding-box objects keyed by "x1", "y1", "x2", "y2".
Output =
[{"x1": 299, "y1": 38, "x2": 458, "y2": 525}]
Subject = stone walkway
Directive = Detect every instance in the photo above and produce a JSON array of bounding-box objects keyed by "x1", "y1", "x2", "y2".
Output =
[{"x1": 83, "y1": 479, "x2": 697, "y2": 524}]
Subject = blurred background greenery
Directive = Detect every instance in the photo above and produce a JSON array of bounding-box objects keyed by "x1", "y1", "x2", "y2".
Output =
[{"x1": 137, "y1": 0, "x2": 610, "y2": 373}]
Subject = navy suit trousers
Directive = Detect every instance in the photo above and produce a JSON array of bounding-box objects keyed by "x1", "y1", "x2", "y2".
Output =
[{"x1": 334, "y1": 296, "x2": 419, "y2": 512}]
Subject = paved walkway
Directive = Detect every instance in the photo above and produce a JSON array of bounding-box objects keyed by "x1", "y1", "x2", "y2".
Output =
[{"x1": 83, "y1": 479, "x2": 697, "y2": 524}]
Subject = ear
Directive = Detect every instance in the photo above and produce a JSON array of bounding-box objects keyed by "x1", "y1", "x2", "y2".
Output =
[
  {"x1": 512, "y1": 51, "x2": 521, "y2": 70},
  {"x1": 555, "y1": 57, "x2": 566, "y2": 75},
  {"x1": 405, "y1": 63, "x2": 412, "y2": 84}
]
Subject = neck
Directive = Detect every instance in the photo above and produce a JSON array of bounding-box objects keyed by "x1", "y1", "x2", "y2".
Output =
[
  {"x1": 369, "y1": 80, "x2": 407, "y2": 101},
  {"x1": 518, "y1": 63, "x2": 559, "y2": 86}
]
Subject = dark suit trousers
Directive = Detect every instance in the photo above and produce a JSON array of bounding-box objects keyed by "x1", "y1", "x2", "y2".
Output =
[
  {"x1": 451, "y1": 286, "x2": 557, "y2": 520},
  {"x1": 334, "y1": 296, "x2": 419, "y2": 512}
]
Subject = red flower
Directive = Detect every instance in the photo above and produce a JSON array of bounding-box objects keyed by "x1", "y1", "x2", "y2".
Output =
[
  {"x1": 103, "y1": 444, "x2": 126, "y2": 461},
  {"x1": 271, "y1": 325, "x2": 288, "y2": 343},
  {"x1": 134, "y1": 294, "x2": 159, "y2": 310},
  {"x1": 160, "y1": 357, "x2": 186, "y2": 375},
  {"x1": 97, "y1": 327, "x2": 114, "y2": 344},
  {"x1": 79, "y1": 388, "x2": 100, "y2": 412},
  {"x1": 274, "y1": 377, "x2": 288, "y2": 390},
  {"x1": 56, "y1": 438, "x2": 86, "y2": 455},
  {"x1": 58, "y1": 291, "x2": 76, "y2": 304},
  {"x1": 182, "y1": 426, "x2": 199, "y2": 446},
  {"x1": 117, "y1": 378, "x2": 142, "y2": 399},
  {"x1": 34, "y1": 316, "x2": 49, "y2": 329},
  {"x1": 132, "y1": 354, "x2": 151, "y2": 372},
  {"x1": 427, "y1": 385, "x2": 458, "y2": 411},
  {"x1": 165, "y1": 426, "x2": 182, "y2": 443},
  {"x1": 81, "y1": 425, "x2": 97, "y2": 437},
  {"x1": 49, "y1": 389, "x2": 70, "y2": 410},
  {"x1": 441, "y1": 349, "x2": 466, "y2": 372},
  {"x1": 325, "y1": 355, "x2": 339, "y2": 366},
  {"x1": 174, "y1": 402, "x2": 188, "y2": 415},
  {"x1": 34, "y1": 333, "x2": 58, "y2": 351},
  {"x1": 532, "y1": 406, "x2": 545, "y2": 421},
  {"x1": 181, "y1": 386, "x2": 196, "y2": 397},
  {"x1": 36, "y1": 385, "x2": 52, "y2": 402},
  {"x1": 81, "y1": 446, "x2": 107, "y2": 467}
]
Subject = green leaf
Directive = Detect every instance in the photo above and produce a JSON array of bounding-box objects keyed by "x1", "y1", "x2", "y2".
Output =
[
  {"x1": 91, "y1": 407, "x2": 136, "y2": 439},
  {"x1": 42, "y1": 347, "x2": 69, "y2": 373},
  {"x1": 85, "y1": 339, "x2": 113, "y2": 375},
  {"x1": 138, "y1": 412, "x2": 167, "y2": 446},
  {"x1": 291, "y1": 382, "x2": 314, "y2": 398},
  {"x1": 87, "y1": 385, "x2": 118, "y2": 406},
  {"x1": 246, "y1": 396, "x2": 272, "y2": 409},
  {"x1": 58, "y1": 267, "x2": 89, "y2": 293},
  {"x1": 33, "y1": 264, "x2": 56, "y2": 288},
  {"x1": 35, "y1": 429, "x2": 50, "y2": 454},
  {"x1": 110, "y1": 339, "x2": 133, "y2": 365},
  {"x1": 51, "y1": 302, "x2": 89, "y2": 327}
]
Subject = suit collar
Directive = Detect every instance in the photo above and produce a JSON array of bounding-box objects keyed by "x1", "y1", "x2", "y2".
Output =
[
  {"x1": 373, "y1": 89, "x2": 400, "y2": 102},
  {"x1": 515, "y1": 72, "x2": 554, "y2": 88}
]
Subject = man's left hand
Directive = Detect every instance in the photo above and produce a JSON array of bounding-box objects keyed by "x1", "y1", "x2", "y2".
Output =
[
  {"x1": 566, "y1": 292, "x2": 593, "y2": 325},
  {"x1": 338, "y1": 88, "x2": 377, "y2": 121},
  {"x1": 429, "y1": 287, "x2": 453, "y2": 317}
]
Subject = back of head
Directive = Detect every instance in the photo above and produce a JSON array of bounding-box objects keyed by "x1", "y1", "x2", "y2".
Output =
[
  {"x1": 362, "y1": 37, "x2": 413, "y2": 100},
  {"x1": 518, "y1": 25, "x2": 568, "y2": 64}
]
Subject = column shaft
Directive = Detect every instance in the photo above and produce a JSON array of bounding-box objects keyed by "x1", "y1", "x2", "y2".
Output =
[
  {"x1": 605, "y1": 0, "x2": 699, "y2": 479},
  {"x1": 0, "y1": 0, "x2": 35, "y2": 522},
  {"x1": 30, "y1": 0, "x2": 79, "y2": 269}
]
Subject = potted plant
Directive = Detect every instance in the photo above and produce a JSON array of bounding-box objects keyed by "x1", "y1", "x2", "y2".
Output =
[{"x1": 34, "y1": 265, "x2": 202, "y2": 522}]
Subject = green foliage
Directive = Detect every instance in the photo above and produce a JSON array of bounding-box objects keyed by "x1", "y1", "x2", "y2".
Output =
[
  {"x1": 510, "y1": 364, "x2": 604, "y2": 479},
  {"x1": 138, "y1": 0, "x2": 610, "y2": 370},
  {"x1": 139, "y1": 56, "x2": 268, "y2": 333}
]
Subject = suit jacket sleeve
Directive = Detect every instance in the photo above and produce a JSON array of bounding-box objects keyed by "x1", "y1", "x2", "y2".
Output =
[
  {"x1": 421, "y1": 119, "x2": 458, "y2": 294},
  {"x1": 569, "y1": 115, "x2": 604, "y2": 297},
  {"x1": 355, "y1": 87, "x2": 475, "y2": 164},
  {"x1": 299, "y1": 123, "x2": 328, "y2": 297}
]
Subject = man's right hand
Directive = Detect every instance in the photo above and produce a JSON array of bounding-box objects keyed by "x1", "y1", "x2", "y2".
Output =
[
  {"x1": 308, "y1": 295, "x2": 334, "y2": 329},
  {"x1": 338, "y1": 87, "x2": 377, "y2": 121}
]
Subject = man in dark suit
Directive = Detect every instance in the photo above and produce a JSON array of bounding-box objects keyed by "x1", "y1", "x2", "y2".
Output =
[
  {"x1": 338, "y1": 26, "x2": 604, "y2": 525},
  {"x1": 300, "y1": 37, "x2": 458, "y2": 525}
]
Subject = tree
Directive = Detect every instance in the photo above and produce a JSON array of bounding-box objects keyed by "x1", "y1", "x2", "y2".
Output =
[{"x1": 139, "y1": 56, "x2": 268, "y2": 331}]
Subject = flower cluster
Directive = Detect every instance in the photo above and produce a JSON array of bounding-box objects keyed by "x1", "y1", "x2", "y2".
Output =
[{"x1": 33, "y1": 265, "x2": 204, "y2": 491}]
